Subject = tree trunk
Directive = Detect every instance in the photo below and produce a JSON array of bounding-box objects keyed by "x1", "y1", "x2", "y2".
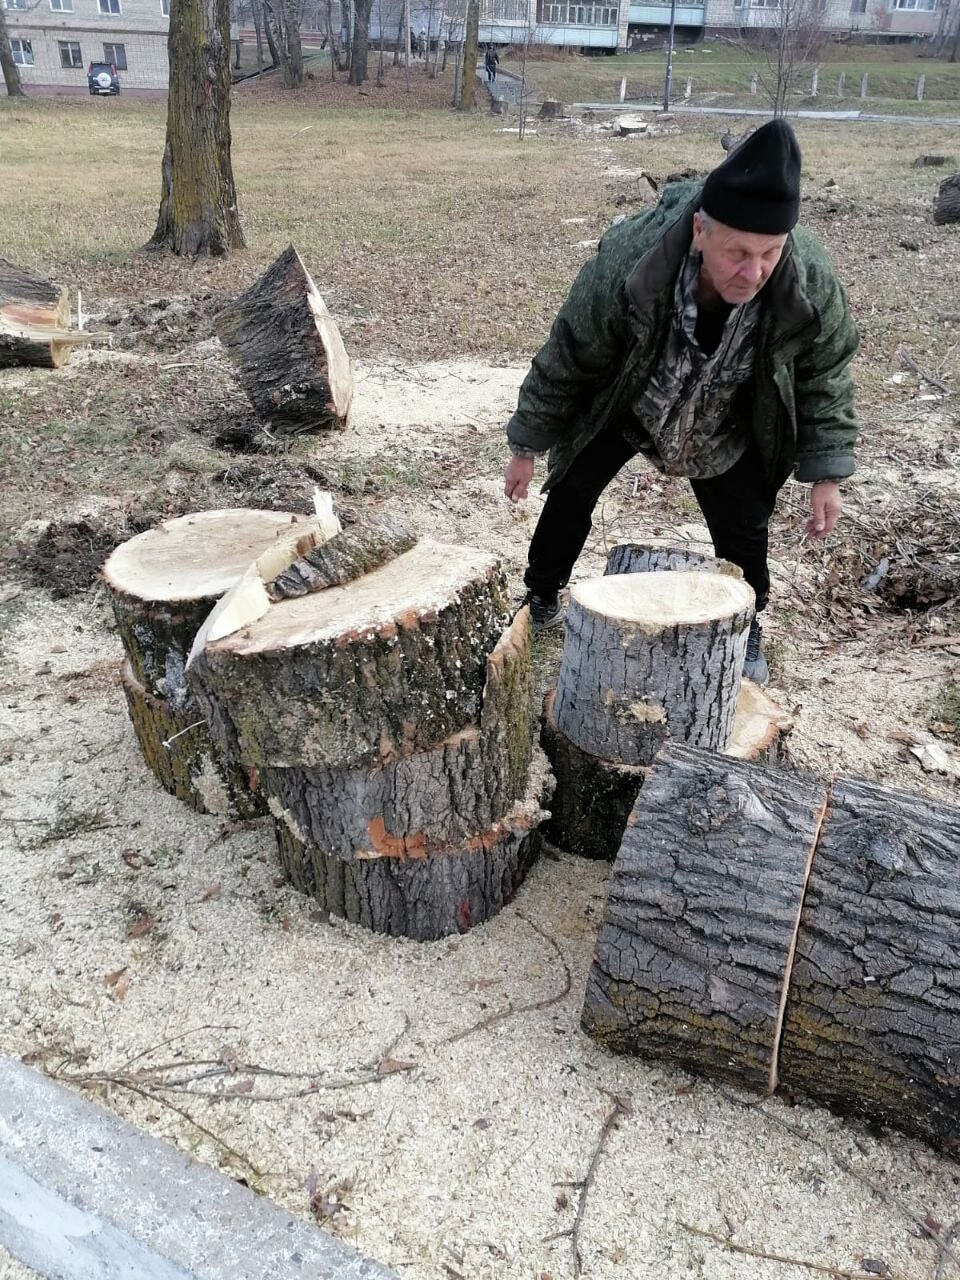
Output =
[
  {"x1": 251, "y1": 0, "x2": 266, "y2": 70},
  {"x1": 392, "y1": 4, "x2": 402, "y2": 64},
  {"x1": 458, "y1": 0, "x2": 478, "y2": 108},
  {"x1": 215, "y1": 244, "x2": 354, "y2": 435},
  {"x1": 934, "y1": 173, "x2": 960, "y2": 225},
  {"x1": 187, "y1": 541, "x2": 511, "y2": 769},
  {"x1": 780, "y1": 776, "x2": 960, "y2": 1151},
  {"x1": 348, "y1": 0, "x2": 371, "y2": 82},
  {"x1": 605, "y1": 541, "x2": 743, "y2": 581},
  {"x1": 540, "y1": 680, "x2": 791, "y2": 861},
  {"x1": 260, "y1": 0, "x2": 282, "y2": 66},
  {"x1": 581, "y1": 744, "x2": 828, "y2": 1093},
  {"x1": 121, "y1": 663, "x2": 264, "y2": 818},
  {"x1": 0, "y1": 258, "x2": 104, "y2": 369},
  {"x1": 282, "y1": 0, "x2": 304, "y2": 85},
  {"x1": 0, "y1": 4, "x2": 24, "y2": 98},
  {"x1": 146, "y1": 0, "x2": 245, "y2": 256},
  {"x1": 552, "y1": 571, "x2": 754, "y2": 766}
]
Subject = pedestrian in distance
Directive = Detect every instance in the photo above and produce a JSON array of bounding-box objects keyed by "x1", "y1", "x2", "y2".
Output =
[{"x1": 484, "y1": 45, "x2": 499, "y2": 86}]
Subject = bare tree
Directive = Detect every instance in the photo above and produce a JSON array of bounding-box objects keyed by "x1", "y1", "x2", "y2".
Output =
[
  {"x1": 146, "y1": 0, "x2": 244, "y2": 256},
  {"x1": 734, "y1": 0, "x2": 827, "y2": 117},
  {"x1": 456, "y1": 0, "x2": 477, "y2": 108},
  {"x1": 348, "y1": 0, "x2": 372, "y2": 80},
  {"x1": 934, "y1": 0, "x2": 960, "y2": 59},
  {"x1": 262, "y1": 0, "x2": 304, "y2": 84},
  {"x1": 0, "y1": 4, "x2": 24, "y2": 97}
]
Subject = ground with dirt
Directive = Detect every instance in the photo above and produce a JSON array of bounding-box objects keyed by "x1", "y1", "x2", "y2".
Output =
[{"x1": 1, "y1": 80, "x2": 960, "y2": 1280}]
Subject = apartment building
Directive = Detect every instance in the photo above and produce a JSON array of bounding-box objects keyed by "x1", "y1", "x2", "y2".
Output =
[{"x1": 3, "y1": 0, "x2": 169, "y2": 89}]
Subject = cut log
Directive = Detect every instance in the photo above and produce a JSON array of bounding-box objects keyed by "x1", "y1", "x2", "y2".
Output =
[
  {"x1": 215, "y1": 245, "x2": 353, "y2": 435},
  {"x1": 120, "y1": 662, "x2": 263, "y2": 819},
  {"x1": 605, "y1": 540, "x2": 742, "y2": 581},
  {"x1": 264, "y1": 608, "x2": 532, "y2": 857},
  {"x1": 779, "y1": 776, "x2": 960, "y2": 1150},
  {"x1": 552, "y1": 571, "x2": 755, "y2": 765},
  {"x1": 264, "y1": 518, "x2": 415, "y2": 601},
  {"x1": 273, "y1": 747, "x2": 551, "y2": 941},
  {"x1": 615, "y1": 114, "x2": 648, "y2": 136},
  {"x1": 538, "y1": 98, "x2": 564, "y2": 119},
  {"x1": 581, "y1": 744, "x2": 828, "y2": 1092},
  {"x1": 934, "y1": 173, "x2": 960, "y2": 226},
  {"x1": 188, "y1": 541, "x2": 511, "y2": 769},
  {"x1": 103, "y1": 508, "x2": 314, "y2": 703},
  {"x1": 540, "y1": 680, "x2": 791, "y2": 861},
  {"x1": 0, "y1": 257, "x2": 105, "y2": 370}
]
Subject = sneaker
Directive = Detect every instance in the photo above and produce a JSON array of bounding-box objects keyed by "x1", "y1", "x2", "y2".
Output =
[
  {"x1": 524, "y1": 591, "x2": 564, "y2": 632},
  {"x1": 743, "y1": 618, "x2": 769, "y2": 686}
]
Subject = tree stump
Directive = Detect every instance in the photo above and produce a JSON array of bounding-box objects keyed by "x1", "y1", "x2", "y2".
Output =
[
  {"x1": 215, "y1": 245, "x2": 354, "y2": 435},
  {"x1": 538, "y1": 98, "x2": 564, "y2": 119},
  {"x1": 605, "y1": 540, "x2": 742, "y2": 581},
  {"x1": 581, "y1": 744, "x2": 828, "y2": 1092},
  {"x1": 120, "y1": 662, "x2": 261, "y2": 818},
  {"x1": 541, "y1": 680, "x2": 791, "y2": 861},
  {"x1": 0, "y1": 258, "x2": 104, "y2": 370},
  {"x1": 934, "y1": 173, "x2": 960, "y2": 226},
  {"x1": 188, "y1": 541, "x2": 511, "y2": 769},
  {"x1": 615, "y1": 115, "x2": 648, "y2": 137},
  {"x1": 780, "y1": 776, "x2": 960, "y2": 1150},
  {"x1": 552, "y1": 571, "x2": 755, "y2": 765},
  {"x1": 267, "y1": 607, "x2": 551, "y2": 941}
]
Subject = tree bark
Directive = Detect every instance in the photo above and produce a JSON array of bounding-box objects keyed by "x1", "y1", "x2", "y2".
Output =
[
  {"x1": 605, "y1": 541, "x2": 743, "y2": 582},
  {"x1": 541, "y1": 680, "x2": 792, "y2": 862},
  {"x1": 145, "y1": 0, "x2": 245, "y2": 257},
  {"x1": 188, "y1": 542, "x2": 511, "y2": 769},
  {"x1": 215, "y1": 244, "x2": 354, "y2": 435},
  {"x1": 121, "y1": 663, "x2": 264, "y2": 818},
  {"x1": 457, "y1": 0, "x2": 477, "y2": 109},
  {"x1": 780, "y1": 776, "x2": 960, "y2": 1151},
  {"x1": 264, "y1": 519, "x2": 415, "y2": 600},
  {"x1": 0, "y1": 4, "x2": 24, "y2": 98},
  {"x1": 348, "y1": 0, "x2": 372, "y2": 83},
  {"x1": 934, "y1": 173, "x2": 960, "y2": 225},
  {"x1": 552, "y1": 572, "x2": 755, "y2": 765},
  {"x1": 282, "y1": 0, "x2": 304, "y2": 85},
  {"x1": 581, "y1": 744, "x2": 828, "y2": 1093}
]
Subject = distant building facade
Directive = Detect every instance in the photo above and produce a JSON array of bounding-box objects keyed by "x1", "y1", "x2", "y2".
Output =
[{"x1": 3, "y1": 0, "x2": 169, "y2": 88}]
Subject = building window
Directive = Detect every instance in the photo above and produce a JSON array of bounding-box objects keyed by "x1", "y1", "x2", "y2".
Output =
[
  {"x1": 58, "y1": 39, "x2": 83, "y2": 66},
  {"x1": 160, "y1": 0, "x2": 169, "y2": 13},
  {"x1": 98, "y1": 0, "x2": 122, "y2": 12},
  {"x1": 535, "y1": 0, "x2": 617, "y2": 22},
  {"x1": 103, "y1": 40, "x2": 127, "y2": 67},
  {"x1": 850, "y1": 0, "x2": 867, "y2": 10},
  {"x1": 3, "y1": 0, "x2": 30, "y2": 9},
  {"x1": 890, "y1": 0, "x2": 936, "y2": 8},
  {"x1": 50, "y1": 0, "x2": 74, "y2": 10},
  {"x1": 11, "y1": 37, "x2": 34, "y2": 63}
]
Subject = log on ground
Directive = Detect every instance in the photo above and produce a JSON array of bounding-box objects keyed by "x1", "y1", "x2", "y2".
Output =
[
  {"x1": 103, "y1": 508, "x2": 310, "y2": 703},
  {"x1": 121, "y1": 662, "x2": 263, "y2": 819},
  {"x1": 0, "y1": 257, "x2": 103, "y2": 370},
  {"x1": 215, "y1": 244, "x2": 353, "y2": 435},
  {"x1": 552, "y1": 571, "x2": 755, "y2": 765},
  {"x1": 541, "y1": 681, "x2": 792, "y2": 861},
  {"x1": 273, "y1": 748, "x2": 552, "y2": 941},
  {"x1": 263, "y1": 608, "x2": 533, "y2": 857},
  {"x1": 780, "y1": 776, "x2": 960, "y2": 1150},
  {"x1": 581, "y1": 743, "x2": 827, "y2": 1092},
  {"x1": 604, "y1": 541, "x2": 742, "y2": 580},
  {"x1": 188, "y1": 541, "x2": 511, "y2": 769},
  {"x1": 934, "y1": 173, "x2": 960, "y2": 226}
]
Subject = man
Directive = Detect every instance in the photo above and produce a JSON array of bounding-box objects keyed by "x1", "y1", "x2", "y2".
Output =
[
  {"x1": 502, "y1": 120, "x2": 859, "y2": 684},
  {"x1": 484, "y1": 45, "x2": 499, "y2": 86}
]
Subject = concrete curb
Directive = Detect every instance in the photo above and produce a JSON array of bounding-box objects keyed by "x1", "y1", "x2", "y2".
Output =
[
  {"x1": 0, "y1": 1057, "x2": 399, "y2": 1280},
  {"x1": 573, "y1": 101, "x2": 960, "y2": 126}
]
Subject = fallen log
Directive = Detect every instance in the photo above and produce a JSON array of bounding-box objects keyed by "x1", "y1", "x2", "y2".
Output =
[
  {"x1": 780, "y1": 775, "x2": 960, "y2": 1150},
  {"x1": 215, "y1": 245, "x2": 353, "y2": 435},
  {"x1": 0, "y1": 257, "x2": 105, "y2": 369},
  {"x1": 188, "y1": 541, "x2": 511, "y2": 769},
  {"x1": 541, "y1": 680, "x2": 791, "y2": 860},
  {"x1": 934, "y1": 173, "x2": 960, "y2": 226},
  {"x1": 581, "y1": 744, "x2": 828, "y2": 1092},
  {"x1": 552, "y1": 570, "x2": 754, "y2": 765}
]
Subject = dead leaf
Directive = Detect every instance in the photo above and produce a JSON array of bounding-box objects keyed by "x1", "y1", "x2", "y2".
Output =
[
  {"x1": 911, "y1": 741, "x2": 960, "y2": 777},
  {"x1": 923, "y1": 1213, "x2": 943, "y2": 1236},
  {"x1": 218, "y1": 1044, "x2": 240, "y2": 1072},
  {"x1": 127, "y1": 912, "x2": 155, "y2": 939},
  {"x1": 114, "y1": 973, "x2": 130, "y2": 1002},
  {"x1": 465, "y1": 978, "x2": 501, "y2": 992},
  {"x1": 122, "y1": 851, "x2": 143, "y2": 870},
  {"x1": 200, "y1": 882, "x2": 221, "y2": 902},
  {"x1": 224, "y1": 1077, "x2": 255, "y2": 1095},
  {"x1": 376, "y1": 1056, "x2": 416, "y2": 1077},
  {"x1": 14, "y1": 940, "x2": 35, "y2": 958},
  {"x1": 54, "y1": 865, "x2": 76, "y2": 880},
  {"x1": 103, "y1": 967, "x2": 127, "y2": 987}
]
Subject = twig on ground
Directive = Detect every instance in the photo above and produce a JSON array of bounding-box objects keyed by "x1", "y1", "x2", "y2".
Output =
[
  {"x1": 544, "y1": 1092, "x2": 630, "y2": 1277},
  {"x1": 117, "y1": 1025, "x2": 240, "y2": 1073},
  {"x1": 678, "y1": 1222, "x2": 899, "y2": 1280},
  {"x1": 898, "y1": 345, "x2": 952, "y2": 396},
  {"x1": 933, "y1": 1220, "x2": 960, "y2": 1280},
  {"x1": 440, "y1": 913, "x2": 572, "y2": 1046}
]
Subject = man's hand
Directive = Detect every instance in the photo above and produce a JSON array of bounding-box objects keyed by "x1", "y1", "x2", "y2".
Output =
[
  {"x1": 504, "y1": 455, "x2": 535, "y2": 504},
  {"x1": 806, "y1": 480, "x2": 842, "y2": 539}
]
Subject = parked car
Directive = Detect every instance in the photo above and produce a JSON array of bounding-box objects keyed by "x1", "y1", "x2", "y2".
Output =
[{"x1": 87, "y1": 62, "x2": 121, "y2": 95}]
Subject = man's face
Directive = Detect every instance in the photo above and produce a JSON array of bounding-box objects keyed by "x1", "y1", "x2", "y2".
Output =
[{"x1": 692, "y1": 212, "x2": 788, "y2": 305}]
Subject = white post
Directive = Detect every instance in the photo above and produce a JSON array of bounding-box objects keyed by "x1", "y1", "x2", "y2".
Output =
[
  {"x1": 837, "y1": 71, "x2": 844, "y2": 98},
  {"x1": 619, "y1": 75, "x2": 626, "y2": 102},
  {"x1": 860, "y1": 72, "x2": 868, "y2": 99},
  {"x1": 684, "y1": 76, "x2": 691, "y2": 100},
  {"x1": 749, "y1": 72, "x2": 758, "y2": 95},
  {"x1": 810, "y1": 66, "x2": 818, "y2": 96},
  {"x1": 916, "y1": 74, "x2": 925, "y2": 101}
]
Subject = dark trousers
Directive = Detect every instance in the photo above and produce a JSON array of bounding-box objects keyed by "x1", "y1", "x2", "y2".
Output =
[{"x1": 524, "y1": 425, "x2": 778, "y2": 611}]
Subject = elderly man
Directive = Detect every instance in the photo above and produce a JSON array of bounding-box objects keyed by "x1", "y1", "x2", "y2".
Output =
[{"x1": 503, "y1": 120, "x2": 859, "y2": 683}]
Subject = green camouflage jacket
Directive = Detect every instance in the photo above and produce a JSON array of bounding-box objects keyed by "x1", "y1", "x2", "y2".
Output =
[{"x1": 506, "y1": 180, "x2": 860, "y2": 492}]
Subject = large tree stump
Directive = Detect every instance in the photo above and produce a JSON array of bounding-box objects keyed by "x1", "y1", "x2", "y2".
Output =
[
  {"x1": 541, "y1": 681, "x2": 791, "y2": 861},
  {"x1": 0, "y1": 258, "x2": 104, "y2": 369},
  {"x1": 581, "y1": 744, "x2": 827, "y2": 1092},
  {"x1": 188, "y1": 542, "x2": 511, "y2": 769},
  {"x1": 103, "y1": 509, "x2": 313, "y2": 703},
  {"x1": 934, "y1": 173, "x2": 960, "y2": 226},
  {"x1": 780, "y1": 776, "x2": 960, "y2": 1150},
  {"x1": 604, "y1": 541, "x2": 742, "y2": 581},
  {"x1": 552, "y1": 572, "x2": 755, "y2": 765},
  {"x1": 120, "y1": 663, "x2": 262, "y2": 818},
  {"x1": 273, "y1": 749, "x2": 551, "y2": 941},
  {"x1": 266, "y1": 608, "x2": 533, "y2": 857},
  {"x1": 215, "y1": 245, "x2": 353, "y2": 435}
]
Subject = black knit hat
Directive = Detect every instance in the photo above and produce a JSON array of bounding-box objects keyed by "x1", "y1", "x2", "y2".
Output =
[{"x1": 701, "y1": 120, "x2": 801, "y2": 235}]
